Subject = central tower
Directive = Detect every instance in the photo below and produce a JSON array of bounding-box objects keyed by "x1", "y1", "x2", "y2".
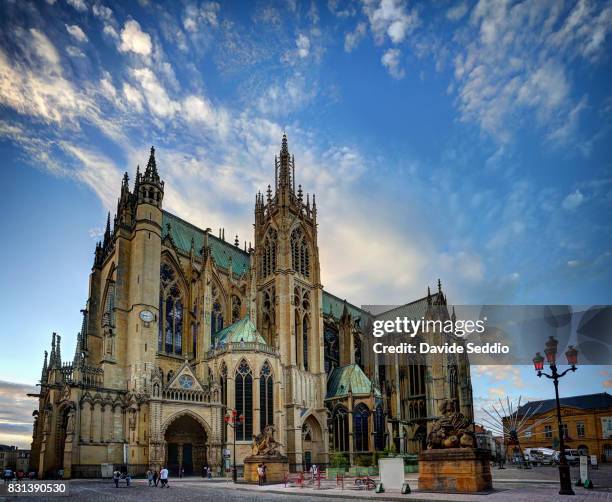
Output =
[{"x1": 254, "y1": 135, "x2": 327, "y2": 468}]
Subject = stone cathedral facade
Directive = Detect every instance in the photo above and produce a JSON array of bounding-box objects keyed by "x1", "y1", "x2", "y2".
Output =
[{"x1": 30, "y1": 136, "x2": 473, "y2": 478}]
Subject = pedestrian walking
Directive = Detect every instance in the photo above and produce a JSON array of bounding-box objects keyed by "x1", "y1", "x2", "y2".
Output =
[
  {"x1": 159, "y1": 466, "x2": 169, "y2": 487},
  {"x1": 3, "y1": 468, "x2": 12, "y2": 485},
  {"x1": 207, "y1": 466, "x2": 212, "y2": 480},
  {"x1": 146, "y1": 469, "x2": 153, "y2": 486},
  {"x1": 112, "y1": 470, "x2": 120, "y2": 488},
  {"x1": 179, "y1": 467, "x2": 184, "y2": 478},
  {"x1": 153, "y1": 470, "x2": 159, "y2": 487},
  {"x1": 261, "y1": 463, "x2": 267, "y2": 484},
  {"x1": 257, "y1": 464, "x2": 264, "y2": 486}
]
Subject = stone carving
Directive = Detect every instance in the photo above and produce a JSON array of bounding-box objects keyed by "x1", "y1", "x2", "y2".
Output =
[
  {"x1": 66, "y1": 407, "x2": 76, "y2": 435},
  {"x1": 251, "y1": 425, "x2": 282, "y2": 457},
  {"x1": 426, "y1": 399, "x2": 475, "y2": 449}
]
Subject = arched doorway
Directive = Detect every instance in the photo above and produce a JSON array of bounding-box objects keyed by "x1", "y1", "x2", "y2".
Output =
[
  {"x1": 301, "y1": 415, "x2": 324, "y2": 469},
  {"x1": 164, "y1": 414, "x2": 208, "y2": 476}
]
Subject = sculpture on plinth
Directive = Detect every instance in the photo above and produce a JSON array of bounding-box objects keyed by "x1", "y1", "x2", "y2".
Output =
[
  {"x1": 426, "y1": 399, "x2": 475, "y2": 449},
  {"x1": 419, "y1": 399, "x2": 492, "y2": 493},
  {"x1": 243, "y1": 425, "x2": 289, "y2": 483}
]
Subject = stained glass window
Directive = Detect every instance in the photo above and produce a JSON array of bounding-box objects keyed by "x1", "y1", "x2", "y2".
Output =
[
  {"x1": 259, "y1": 362, "x2": 274, "y2": 431},
  {"x1": 354, "y1": 404, "x2": 370, "y2": 452},
  {"x1": 159, "y1": 262, "x2": 184, "y2": 355},
  {"x1": 332, "y1": 406, "x2": 349, "y2": 452},
  {"x1": 302, "y1": 316, "x2": 309, "y2": 371},
  {"x1": 235, "y1": 360, "x2": 253, "y2": 441}
]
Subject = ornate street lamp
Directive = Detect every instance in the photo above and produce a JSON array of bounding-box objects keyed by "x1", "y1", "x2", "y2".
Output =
[
  {"x1": 225, "y1": 409, "x2": 245, "y2": 483},
  {"x1": 532, "y1": 336, "x2": 578, "y2": 496}
]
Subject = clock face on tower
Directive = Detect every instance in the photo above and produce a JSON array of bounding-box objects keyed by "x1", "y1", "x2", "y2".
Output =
[
  {"x1": 139, "y1": 310, "x2": 154, "y2": 322},
  {"x1": 178, "y1": 374, "x2": 194, "y2": 389}
]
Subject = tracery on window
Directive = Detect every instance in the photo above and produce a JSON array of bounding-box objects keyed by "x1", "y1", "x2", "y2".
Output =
[
  {"x1": 260, "y1": 228, "x2": 277, "y2": 278},
  {"x1": 102, "y1": 279, "x2": 116, "y2": 327},
  {"x1": 235, "y1": 360, "x2": 253, "y2": 441},
  {"x1": 211, "y1": 284, "x2": 224, "y2": 338},
  {"x1": 291, "y1": 227, "x2": 310, "y2": 277},
  {"x1": 259, "y1": 361, "x2": 274, "y2": 430},
  {"x1": 353, "y1": 403, "x2": 370, "y2": 452},
  {"x1": 158, "y1": 262, "x2": 184, "y2": 355}
]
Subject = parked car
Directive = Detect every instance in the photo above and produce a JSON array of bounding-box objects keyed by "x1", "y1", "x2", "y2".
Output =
[
  {"x1": 553, "y1": 449, "x2": 580, "y2": 465},
  {"x1": 524, "y1": 448, "x2": 555, "y2": 466}
]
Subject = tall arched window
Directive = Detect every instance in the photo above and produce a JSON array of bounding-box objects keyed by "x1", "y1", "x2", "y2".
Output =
[
  {"x1": 354, "y1": 335, "x2": 363, "y2": 369},
  {"x1": 374, "y1": 405, "x2": 385, "y2": 451},
  {"x1": 302, "y1": 315, "x2": 309, "y2": 371},
  {"x1": 235, "y1": 360, "x2": 253, "y2": 441},
  {"x1": 260, "y1": 362, "x2": 274, "y2": 430},
  {"x1": 159, "y1": 262, "x2": 184, "y2": 355},
  {"x1": 231, "y1": 295, "x2": 241, "y2": 323},
  {"x1": 353, "y1": 403, "x2": 370, "y2": 452},
  {"x1": 261, "y1": 228, "x2": 277, "y2": 278},
  {"x1": 324, "y1": 326, "x2": 339, "y2": 375},
  {"x1": 220, "y1": 362, "x2": 228, "y2": 443},
  {"x1": 211, "y1": 284, "x2": 224, "y2": 338},
  {"x1": 102, "y1": 280, "x2": 116, "y2": 327},
  {"x1": 332, "y1": 406, "x2": 349, "y2": 452},
  {"x1": 291, "y1": 227, "x2": 310, "y2": 277}
]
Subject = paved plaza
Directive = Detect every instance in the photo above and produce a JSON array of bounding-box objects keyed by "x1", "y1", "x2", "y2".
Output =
[{"x1": 1, "y1": 465, "x2": 611, "y2": 502}]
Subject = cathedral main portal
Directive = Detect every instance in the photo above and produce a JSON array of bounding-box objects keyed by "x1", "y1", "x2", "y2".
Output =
[{"x1": 164, "y1": 414, "x2": 208, "y2": 476}]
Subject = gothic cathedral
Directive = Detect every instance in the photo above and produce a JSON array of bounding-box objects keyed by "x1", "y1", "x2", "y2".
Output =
[{"x1": 30, "y1": 135, "x2": 473, "y2": 478}]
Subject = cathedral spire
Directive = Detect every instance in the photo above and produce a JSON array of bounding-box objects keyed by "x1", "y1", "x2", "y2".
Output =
[
  {"x1": 49, "y1": 332, "x2": 57, "y2": 369},
  {"x1": 41, "y1": 350, "x2": 48, "y2": 382},
  {"x1": 73, "y1": 332, "x2": 83, "y2": 368},
  {"x1": 276, "y1": 133, "x2": 293, "y2": 192},
  {"x1": 55, "y1": 334, "x2": 62, "y2": 367},
  {"x1": 103, "y1": 212, "x2": 111, "y2": 246},
  {"x1": 145, "y1": 146, "x2": 159, "y2": 180}
]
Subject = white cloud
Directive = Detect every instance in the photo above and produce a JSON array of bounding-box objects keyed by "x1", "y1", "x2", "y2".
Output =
[
  {"x1": 66, "y1": 0, "x2": 87, "y2": 12},
  {"x1": 65, "y1": 24, "x2": 88, "y2": 43},
  {"x1": 562, "y1": 189, "x2": 585, "y2": 210},
  {"x1": 61, "y1": 143, "x2": 122, "y2": 208},
  {"x1": 361, "y1": 0, "x2": 418, "y2": 45},
  {"x1": 447, "y1": 2, "x2": 469, "y2": 21},
  {"x1": 344, "y1": 22, "x2": 367, "y2": 52},
  {"x1": 296, "y1": 34, "x2": 310, "y2": 58},
  {"x1": 119, "y1": 20, "x2": 152, "y2": 56},
  {"x1": 451, "y1": 0, "x2": 611, "y2": 144},
  {"x1": 66, "y1": 46, "x2": 85, "y2": 58},
  {"x1": 0, "y1": 29, "x2": 98, "y2": 126},
  {"x1": 183, "y1": 2, "x2": 221, "y2": 32},
  {"x1": 122, "y1": 82, "x2": 144, "y2": 111},
  {"x1": 92, "y1": 2, "x2": 113, "y2": 21},
  {"x1": 182, "y1": 95, "x2": 229, "y2": 136},
  {"x1": 381, "y1": 48, "x2": 404, "y2": 79},
  {"x1": 131, "y1": 67, "x2": 180, "y2": 117}
]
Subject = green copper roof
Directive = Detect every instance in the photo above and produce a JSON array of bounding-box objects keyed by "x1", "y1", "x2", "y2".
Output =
[
  {"x1": 162, "y1": 211, "x2": 251, "y2": 276},
  {"x1": 322, "y1": 291, "x2": 371, "y2": 323},
  {"x1": 325, "y1": 364, "x2": 381, "y2": 399},
  {"x1": 214, "y1": 315, "x2": 267, "y2": 345}
]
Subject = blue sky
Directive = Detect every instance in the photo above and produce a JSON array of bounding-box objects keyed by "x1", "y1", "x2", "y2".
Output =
[{"x1": 1, "y1": 0, "x2": 611, "y2": 447}]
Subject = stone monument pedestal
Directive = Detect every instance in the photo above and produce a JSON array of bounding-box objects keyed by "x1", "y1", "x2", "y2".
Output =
[
  {"x1": 243, "y1": 455, "x2": 289, "y2": 484},
  {"x1": 418, "y1": 448, "x2": 492, "y2": 493}
]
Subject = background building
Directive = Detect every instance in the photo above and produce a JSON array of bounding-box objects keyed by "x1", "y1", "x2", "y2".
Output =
[
  {"x1": 29, "y1": 137, "x2": 472, "y2": 478},
  {"x1": 0, "y1": 446, "x2": 30, "y2": 472},
  {"x1": 506, "y1": 392, "x2": 612, "y2": 462}
]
